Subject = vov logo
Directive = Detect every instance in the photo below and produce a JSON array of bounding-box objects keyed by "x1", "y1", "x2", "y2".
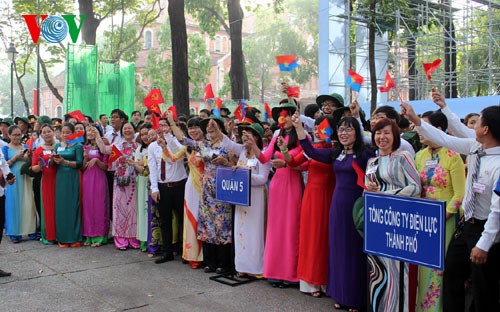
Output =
[{"x1": 22, "y1": 15, "x2": 86, "y2": 44}]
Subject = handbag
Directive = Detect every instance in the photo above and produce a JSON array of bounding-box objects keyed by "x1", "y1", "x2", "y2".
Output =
[{"x1": 116, "y1": 165, "x2": 134, "y2": 186}]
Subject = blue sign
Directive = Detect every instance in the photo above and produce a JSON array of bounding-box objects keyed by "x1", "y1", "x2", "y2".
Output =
[
  {"x1": 216, "y1": 167, "x2": 251, "y2": 206},
  {"x1": 364, "y1": 192, "x2": 445, "y2": 270}
]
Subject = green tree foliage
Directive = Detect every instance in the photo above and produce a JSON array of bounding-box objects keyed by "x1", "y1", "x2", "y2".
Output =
[
  {"x1": 243, "y1": 0, "x2": 318, "y2": 101},
  {"x1": 188, "y1": 33, "x2": 212, "y2": 99},
  {"x1": 144, "y1": 22, "x2": 173, "y2": 104}
]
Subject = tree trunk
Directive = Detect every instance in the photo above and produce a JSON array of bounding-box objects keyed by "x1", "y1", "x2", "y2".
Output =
[
  {"x1": 169, "y1": 0, "x2": 190, "y2": 116},
  {"x1": 368, "y1": 0, "x2": 377, "y2": 114},
  {"x1": 79, "y1": 0, "x2": 100, "y2": 45},
  {"x1": 407, "y1": 37, "x2": 416, "y2": 100},
  {"x1": 227, "y1": 0, "x2": 249, "y2": 100}
]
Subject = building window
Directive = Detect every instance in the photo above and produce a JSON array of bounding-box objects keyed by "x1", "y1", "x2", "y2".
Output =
[
  {"x1": 222, "y1": 36, "x2": 228, "y2": 52},
  {"x1": 217, "y1": 67, "x2": 224, "y2": 91},
  {"x1": 56, "y1": 105, "x2": 63, "y2": 118},
  {"x1": 215, "y1": 35, "x2": 222, "y2": 52},
  {"x1": 144, "y1": 30, "x2": 153, "y2": 49}
]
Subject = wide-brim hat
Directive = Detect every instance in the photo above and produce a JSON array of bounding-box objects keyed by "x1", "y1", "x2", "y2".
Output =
[
  {"x1": 272, "y1": 103, "x2": 297, "y2": 123},
  {"x1": 0, "y1": 117, "x2": 13, "y2": 126},
  {"x1": 14, "y1": 116, "x2": 29, "y2": 125},
  {"x1": 38, "y1": 115, "x2": 52, "y2": 126},
  {"x1": 316, "y1": 93, "x2": 345, "y2": 108},
  {"x1": 238, "y1": 123, "x2": 264, "y2": 148},
  {"x1": 200, "y1": 116, "x2": 227, "y2": 135},
  {"x1": 332, "y1": 106, "x2": 351, "y2": 125}
]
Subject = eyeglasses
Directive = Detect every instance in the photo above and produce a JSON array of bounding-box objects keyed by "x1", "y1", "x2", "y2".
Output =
[
  {"x1": 110, "y1": 115, "x2": 120, "y2": 119},
  {"x1": 322, "y1": 102, "x2": 336, "y2": 108},
  {"x1": 338, "y1": 127, "x2": 354, "y2": 134}
]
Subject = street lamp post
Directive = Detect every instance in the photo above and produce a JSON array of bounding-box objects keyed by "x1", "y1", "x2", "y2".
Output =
[{"x1": 6, "y1": 42, "x2": 18, "y2": 118}]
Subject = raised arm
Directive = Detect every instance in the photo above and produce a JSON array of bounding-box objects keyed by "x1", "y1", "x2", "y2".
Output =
[
  {"x1": 432, "y1": 88, "x2": 475, "y2": 139},
  {"x1": 299, "y1": 138, "x2": 332, "y2": 164},
  {"x1": 221, "y1": 135, "x2": 244, "y2": 156},
  {"x1": 402, "y1": 102, "x2": 475, "y2": 155}
]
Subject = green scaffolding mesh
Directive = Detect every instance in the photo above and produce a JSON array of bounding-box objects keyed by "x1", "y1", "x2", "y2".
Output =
[
  {"x1": 98, "y1": 60, "x2": 135, "y2": 116},
  {"x1": 64, "y1": 44, "x2": 98, "y2": 119}
]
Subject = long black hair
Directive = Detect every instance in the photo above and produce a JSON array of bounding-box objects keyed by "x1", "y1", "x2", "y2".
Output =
[{"x1": 331, "y1": 116, "x2": 370, "y2": 160}]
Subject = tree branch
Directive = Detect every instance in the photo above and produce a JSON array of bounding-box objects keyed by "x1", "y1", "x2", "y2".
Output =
[
  {"x1": 39, "y1": 55, "x2": 64, "y2": 103},
  {"x1": 13, "y1": 61, "x2": 30, "y2": 115},
  {"x1": 113, "y1": 0, "x2": 164, "y2": 60},
  {"x1": 203, "y1": 6, "x2": 230, "y2": 35}
]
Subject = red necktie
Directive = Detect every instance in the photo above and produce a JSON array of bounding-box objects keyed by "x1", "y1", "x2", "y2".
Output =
[
  {"x1": 111, "y1": 133, "x2": 118, "y2": 144},
  {"x1": 160, "y1": 159, "x2": 166, "y2": 181}
]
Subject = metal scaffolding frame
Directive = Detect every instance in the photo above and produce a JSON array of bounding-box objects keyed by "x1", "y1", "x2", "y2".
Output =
[{"x1": 325, "y1": 0, "x2": 499, "y2": 102}]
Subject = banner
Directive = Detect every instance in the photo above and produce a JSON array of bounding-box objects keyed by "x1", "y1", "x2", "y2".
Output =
[
  {"x1": 216, "y1": 167, "x2": 251, "y2": 206},
  {"x1": 364, "y1": 192, "x2": 445, "y2": 270}
]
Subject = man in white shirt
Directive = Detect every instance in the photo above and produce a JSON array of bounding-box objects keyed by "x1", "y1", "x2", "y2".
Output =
[
  {"x1": 148, "y1": 118, "x2": 187, "y2": 264},
  {"x1": 0, "y1": 151, "x2": 16, "y2": 277},
  {"x1": 99, "y1": 114, "x2": 113, "y2": 136},
  {"x1": 402, "y1": 102, "x2": 500, "y2": 312}
]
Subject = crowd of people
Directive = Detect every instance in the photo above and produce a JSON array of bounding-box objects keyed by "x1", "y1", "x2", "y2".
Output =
[{"x1": 0, "y1": 88, "x2": 499, "y2": 312}]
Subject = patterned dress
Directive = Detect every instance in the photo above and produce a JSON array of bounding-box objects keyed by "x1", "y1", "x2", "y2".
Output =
[
  {"x1": 415, "y1": 147, "x2": 465, "y2": 312},
  {"x1": 183, "y1": 138, "x2": 232, "y2": 245},
  {"x1": 112, "y1": 141, "x2": 140, "y2": 248},
  {"x1": 182, "y1": 150, "x2": 204, "y2": 263},
  {"x1": 365, "y1": 151, "x2": 422, "y2": 312}
]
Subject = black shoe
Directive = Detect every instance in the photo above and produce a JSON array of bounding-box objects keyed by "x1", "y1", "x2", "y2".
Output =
[
  {"x1": 154, "y1": 254, "x2": 174, "y2": 264},
  {"x1": 0, "y1": 269, "x2": 12, "y2": 278},
  {"x1": 203, "y1": 266, "x2": 215, "y2": 273},
  {"x1": 215, "y1": 267, "x2": 229, "y2": 275}
]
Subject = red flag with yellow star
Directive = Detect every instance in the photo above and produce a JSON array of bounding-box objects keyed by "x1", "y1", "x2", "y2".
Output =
[
  {"x1": 144, "y1": 88, "x2": 164, "y2": 115},
  {"x1": 108, "y1": 144, "x2": 123, "y2": 166}
]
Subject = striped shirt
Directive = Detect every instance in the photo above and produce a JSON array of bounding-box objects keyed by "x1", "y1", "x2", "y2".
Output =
[{"x1": 365, "y1": 150, "x2": 422, "y2": 197}]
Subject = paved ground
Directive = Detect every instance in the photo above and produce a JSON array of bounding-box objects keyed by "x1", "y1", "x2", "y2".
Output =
[{"x1": 0, "y1": 240, "x2": 336, "y2": 312}]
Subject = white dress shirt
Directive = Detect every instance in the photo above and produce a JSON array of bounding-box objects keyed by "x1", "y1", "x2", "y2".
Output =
[
  {"x1": 104, "y1": 129, "x2": 123, "y2": 146},
  {"x1": 441, "y1": 106, "x2": 475, "y2": 139},
  {"x1": 0, "y1": 151, "x2": 12, "y2": 197},
  {"x1": 147, "y1": 134, "x2": 187, "y2": 194},
  {"x1": 417, "y1": 121, "x2": 500, "y2": 252}
]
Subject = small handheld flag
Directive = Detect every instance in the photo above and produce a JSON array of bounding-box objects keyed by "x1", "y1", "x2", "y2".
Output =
[
  {"x1": 276, "y1": 55, "x2": 299, "y2": 72},
  {"x1": 151, "y1": 113, "x2": 160, "y2": 130},
  {"x1": 109, "y1": 144, "x2": 123, "y2": 165},
  {"x1": 317, "y1": 118, "x2": 333, "y2": 143},
  {"x1": 351, "y1": 160, "x2": 367, "y2": 190},
  {"x1": 66, "y1": 131, "x2": 85, "y2": 144},
  {"x1": 346, "y1": 69, "x2": 364, "y2": 92},
  {"x1": 422, "y1": 59, "x2": 442, "y2": 80},
  {"x1": 68, "y1": 110, "x2": 86, "y2": 122},
  {"x1": 378, "y1": 71, "x2": 396, "y2": 93},
  {"x1": 263, "y1": 102, "x2": 271, "y2": 122},
  {"x1": 234, "y1": 101, "x2": 250, "y2": 121},
  {"x1": 144, "y1": 88, "x2": 164, "y2": 115},
  {"x1": 204, "y1": 83, "x2": 215, "y2": 101},
  {"x1": 278, "y1": 109, "x2": 288, "y2": 128},
  {"x1": 168, "y1": 106, "x2": 178, "y2": 120},
  {"x1": 287, "y1": 86, "x2": 300, "y2": 98},
  {"x1": 213, "y1": 98, "x2": 223, "y2": 117},
  {"x1": 39, "y1": 156, "x2": 49, "y2": 168}
]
